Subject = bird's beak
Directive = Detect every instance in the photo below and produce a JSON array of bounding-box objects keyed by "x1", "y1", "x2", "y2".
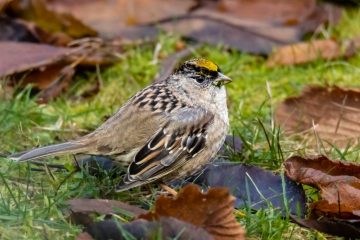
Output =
[{"x1": 213, "y1": 72, "x2": 232, "y2": 87}]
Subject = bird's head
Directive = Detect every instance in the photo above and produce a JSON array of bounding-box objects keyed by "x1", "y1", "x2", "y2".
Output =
[{"x1": 175, "y1": 58, "x2": 232, "y2": 88}]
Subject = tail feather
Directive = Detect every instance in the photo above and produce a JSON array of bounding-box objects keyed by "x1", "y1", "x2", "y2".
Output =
[{"x1": 9, "y1": 142, "x2": 88, "y2": 162}]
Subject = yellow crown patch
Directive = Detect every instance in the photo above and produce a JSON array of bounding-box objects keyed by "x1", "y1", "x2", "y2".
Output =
[{"x1": 193, "y1": 58, "x2": 218, "y2": 72}]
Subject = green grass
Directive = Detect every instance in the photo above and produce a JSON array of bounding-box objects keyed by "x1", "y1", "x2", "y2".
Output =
[{"x1": 1, "y1": 9, "x2": 360, "y2": 239}]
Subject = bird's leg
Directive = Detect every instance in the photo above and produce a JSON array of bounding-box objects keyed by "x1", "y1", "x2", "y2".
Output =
[{"x1": 160, "y1": 183, "x2": 177, "y2": 196}]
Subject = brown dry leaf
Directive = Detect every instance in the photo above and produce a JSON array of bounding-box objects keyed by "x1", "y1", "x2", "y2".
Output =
[
  {"x1": 36, "y1": 65, "x2": 75, "y2": 103},
  {"x1": 212, "y1": 0, "x2": 340, "y2": 32},
  {"x1": 161, "y1": 16, "x2": 286, "y2": 54},
  {"x1": 46, "y1": 0, "x2": 196, "y2": 38},
  {"x1": 0, "y1": 40, "x2": 123, "y2": 78},
  {"x1": 21, "y1": 21, "x2": 73, "y2": 46},
  {"x1": 140, "y1": 184, "x2": 245, "y2": 240},
  {"x1": 0, "y1": 42, "x2": 76, "y2": 103},
  {"x1": 0, "y1": 40, "x2": 124, "y2": 101},
  {"x1": 159, "y1": 0, "x2": 341, "y2": 54},
  {"x1": 0, "y1": 15, "x2": 72, "y2": 45},
  {"x1": 7, "y1": 0, "x2": 96, "y2": 38},
  {"x1": 67, "y1": 38, "x2": 124, "y2": 65},
  {"x1": 7, "y1": 0, "x2": 340, "y2": 54},
  {"x1": 215, "y1": 0, "x2": 316, "y2": 25},
  {"x1": 21, "y1": 63, "x2": 65, "y2": 89},
  {"x1": 275, "y1": 85, "x2": 360, "y2": 147},
  {"x1": 0, "y1": 16, "x2": 40, "y2": 42},
  {"x1": 300, "y1": 3, "x2": 342, "y2": 34},
  {"x1": 267, "y1": 39, "x2": 343, "y2": 67},
  {"x1": 291, "y1": 215, "x2": 360, "y2": 238},
  {"x1": 267, "y1": 36, "x2": 360, "y2": 67},
  {"x1": 0, "y1": 0, "x2": 11, "y2": 13},
  {"x1": 0, "y1": 41, "x2": 74, "y2": 77},
  {"x1": 12, "y1": 63, "x2": 73, "y2": 103},
  {"x1": 190, "y1": 8, "x2": 300, "y2": 44},
  {"x1": 68, "y1": 198, "x2": 147, "y2": 217},
  {"x1": 176, "y1": 0, "x2": 339, "y2": 48},
  {"x1": 285, "y1": 156, "x2": 360, "y2": 218}
]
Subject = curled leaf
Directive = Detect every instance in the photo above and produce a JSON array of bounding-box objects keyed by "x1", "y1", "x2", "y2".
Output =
[
  {"x1": 285, "y1": 155, "x2": 360, "y2": 218},
  {"x1": 140, "y1": 184, "x2": 245, "y2": 240}
]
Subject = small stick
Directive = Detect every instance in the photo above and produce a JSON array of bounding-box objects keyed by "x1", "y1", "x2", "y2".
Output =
[{"x1": 160, "y1": 183, "x2": 177, "y2": 196}]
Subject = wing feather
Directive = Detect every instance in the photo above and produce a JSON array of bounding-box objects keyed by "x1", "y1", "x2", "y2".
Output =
[{"x1": 117, "y1": 108, "x2": 214, "y2": 191}]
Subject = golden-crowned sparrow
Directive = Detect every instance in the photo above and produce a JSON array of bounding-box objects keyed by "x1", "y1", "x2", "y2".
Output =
[{"x1": 9, "y1": 58, "x2": 232, "y2": 191}]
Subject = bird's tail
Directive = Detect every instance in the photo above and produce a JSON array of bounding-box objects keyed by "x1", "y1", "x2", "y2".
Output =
[{"x1": 8, "y1": 142, "x2": 89, "y2": 162}]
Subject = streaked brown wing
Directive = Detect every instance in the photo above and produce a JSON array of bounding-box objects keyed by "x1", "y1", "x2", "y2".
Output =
[{"x1": 118, "y1": 108, "x2": 214, "y2": 190}]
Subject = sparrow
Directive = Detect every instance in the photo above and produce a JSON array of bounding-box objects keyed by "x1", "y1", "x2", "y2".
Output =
[{"x1": 9, "y1": 58, "x2": 232, "y2": 191}]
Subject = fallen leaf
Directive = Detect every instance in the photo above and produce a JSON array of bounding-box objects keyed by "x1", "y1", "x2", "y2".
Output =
[
  {"x1": 20, "y1": 63, "x2": 66, "y2": 89},
  {"x1": 267, "y1": 39, "x2": 359, "y2": 67},
  {"x1": 275, "y1": 85, "x2": 360, "y2": 147},
  {"x1": 0, "y1": 0, "x2": 11, "y2": 13},
  {"x1": 68, "y1": 198, "x2": 147, "y2": 218},
  {"x1": 0, "y1": 16, "x2": 40, "y2": 42},
  {"x1": 0, "y1": 15, "x2": 72, "y2": 45},
  {"x1": 0, "y1": 42, "x2": 77, "y2": 102},
  {"x1": 285, "y1": 155, "x2": 360, "y2": 218},
  {"x1": 20, "y1": 20, "x2": 73, "y2": 46},
  {"x1": 191, "y1": 162, "x2": 306, "y2": 217},
  {"x1": 291, "y1": 215, "x2": 360, "y2": 239},
  {"x1": 7, "y1": 0, "x2": 341, "y2": 54},
  {"x1": 0, "y1": 40, "x2": 124, "y2": 101},
  {"x1": 82, "y1": 217, "x2": 213, "y2": 240},
  {"x1": 46, "y1": 0, "x2": 196, "y2": 38},
  {"x1": 67, "y1": 38, "x2": 124, "y2": 66},
  {"x1": 114, "y1": 25, "x2": 159, "y2": 41},
  {"x1": 7, "y1": 0, "x2": 97, "y2": 38},
  {"x1": 36, "y1": 65, "x2": 75, "y2": 103},
  {"x1": 140, "y1": 184, "x2": 245, "y2": 240},
  {"x1": 157, "y1": 0, "x2": 341, "y2": 54},
  {"x1": 300, "y1": 3, "x2": 342, "y2": 34},
  {"x1": 189, "y1": 8, "x2": 301, "y2": 44},
  {"x1": 214, "y1": 0, "x2": 317, "y2": 25},
  {"x1": 10, "y1": 63, "x2": 73, "y2": 104},
  {"x1": 267, "y1": 39, "x2": 340, "y2": 66},
  {"x1": 160, "y1": 15, "x2": 287, "y2": 54},
  {"x1": 208, "y1": 0, "x2": 341, "y2": 42},
  {"x1": 0, "y1": 41, "x2": 73, "y2": 77}
]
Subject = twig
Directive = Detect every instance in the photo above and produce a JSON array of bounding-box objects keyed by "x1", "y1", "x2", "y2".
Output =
[{"x1": 160, "y1": 183, "x2": 178, "y2": 196}]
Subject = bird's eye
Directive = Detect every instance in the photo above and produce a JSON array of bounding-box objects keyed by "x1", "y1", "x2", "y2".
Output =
[{"x1": 194, "y1": 76, "x2": 205, "y2": 84}]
